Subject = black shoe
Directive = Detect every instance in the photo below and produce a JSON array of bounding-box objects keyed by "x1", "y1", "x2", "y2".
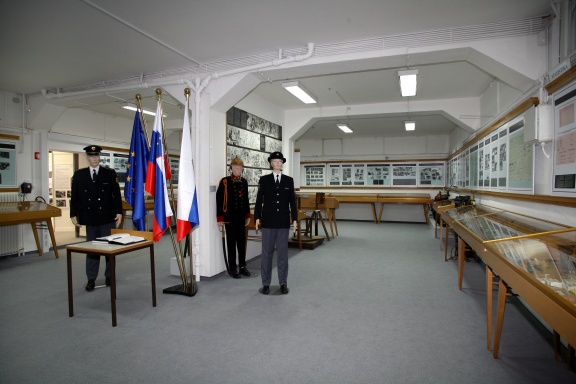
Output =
[
  {"x1": 85, "y1": 279, "x2": 95, "y2": 291},
  {"x1": 280, "y1": 284, "x2": 289, "y2": 294},
  {"x1": 105, "y1": 278, "x2": 110, "y2": 286},
  {"x1": 239, "y1": 267, "x2": 251, "y2": 277},
  {"x1": 261, "y1": 286, "x2": 270, "y2": 295},
  {"x1": 230, "y1": 270, "x2": 241, "y2": 279}
]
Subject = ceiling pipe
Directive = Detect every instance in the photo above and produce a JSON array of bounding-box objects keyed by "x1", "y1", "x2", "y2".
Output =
[{"x1": 41, "y1": 43, "x2": 315, "y2": 101}]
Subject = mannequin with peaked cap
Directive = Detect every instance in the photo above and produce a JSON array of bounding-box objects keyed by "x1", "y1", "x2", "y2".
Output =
[
  {"x1": 70, "y1": 145, "x2": 123, "y2": 291},
  {"x1": 216, "y1": 157, "x2": 252, "y2": 278},
  {"x1": 254, "y1": 151, "x2": 297, "y2": 295}
]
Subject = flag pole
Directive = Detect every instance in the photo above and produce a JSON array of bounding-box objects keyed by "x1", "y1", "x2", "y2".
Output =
[
  {"x1": 155, "y1": 88, "x2": 189, "y2": 292},
  {"x1": 135, "y1": 94, "x2": 150, "y2": 146},
  {"x1": 184, "y1": 87, "x2": 195, "y2": 286}
]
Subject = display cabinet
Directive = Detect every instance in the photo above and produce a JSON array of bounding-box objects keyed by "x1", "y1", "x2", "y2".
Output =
[{"x1": 440, "y1": 204, "x2": 576, "y2": 366}]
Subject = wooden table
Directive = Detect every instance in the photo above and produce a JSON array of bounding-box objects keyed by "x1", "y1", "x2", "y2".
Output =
[
  {"x1": 377, "y1": 193, "x2": 432, "y2": 224},
  {"x1": 324, "y1": 193, "x2": 432, "y2": 224},
  {"x1": 0, "y1": 201, "x2": 61, "y2": 257},
  {"x1": 66, "y1": 229, "x2": 155, "y2": 327}
]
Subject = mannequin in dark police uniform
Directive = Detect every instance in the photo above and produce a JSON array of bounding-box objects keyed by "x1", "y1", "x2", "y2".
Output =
[
  {"x1": 70, "y1": 145, "x2": 123, "y2": 291},
  {"x1": 254, "y1": 151, "x2": 297, "y2": 295},
  {"x1": 216, "y1": 157, "x2": 252, "y2": 278}
]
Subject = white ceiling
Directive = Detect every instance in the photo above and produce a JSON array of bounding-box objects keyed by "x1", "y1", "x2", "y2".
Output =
[{"x1": 0, "y1": 0, "x2": 551, "y2": 140}]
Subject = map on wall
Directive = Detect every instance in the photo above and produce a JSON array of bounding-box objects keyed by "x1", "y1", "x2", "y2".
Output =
[
  {"x1": 226, "y1": 107, "x2": 282, "y2": 204},
  {"x1": 553, "y1": 82, "x2": 576, "y2": 194}
]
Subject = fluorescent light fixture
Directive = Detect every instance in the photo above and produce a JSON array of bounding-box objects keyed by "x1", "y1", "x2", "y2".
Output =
[
  {"x1": 282, "y1": 81, "x2": 317, "y2": 104},
  {"x1": 337, "y1": 123, "x2": 353, "y2": 133},
  {"x1": 121, "y1": 104, "x2": 166, "y2": 117},
  {"x1": 404, "y1": 121, "x2": 416, "y2": 131},
  {"x1": 398, "y1": 69, "x2": 418, "y2": 97}
]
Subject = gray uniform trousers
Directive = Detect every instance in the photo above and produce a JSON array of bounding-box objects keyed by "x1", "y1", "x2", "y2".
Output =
[
  {"x1": 260, "y1": 227, "x2": 289, "y2": 286},
  {"x1": 85, "y1": 222, "x2": 115, "y2": 280}
]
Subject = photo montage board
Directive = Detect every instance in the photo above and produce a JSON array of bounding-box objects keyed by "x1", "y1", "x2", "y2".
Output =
[
  {"x1": 0, "y1": 140, "x2": 17, "y2": 188},
  {"x1": 553, "y1": 82, "x2": 576, "y2": 194},
  {"x1": 226, "y1": 107, "x2": 282, "y2": 205}
]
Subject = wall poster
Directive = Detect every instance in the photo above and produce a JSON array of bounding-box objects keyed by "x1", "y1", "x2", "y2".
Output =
[
  {"x1": 469, "y1": 143, "x2": 479, "y2": 188},
  {"x1": 419, "y1": 163, "x2": 444, "y2": 187},
  {"x1": 478, "y1": 140, "x2": 484, "y2": 189},
  {"x1": 483, "y1": 136, "x2": 491, "y2": 188},
  {"x1": 170, "y1": 157, "x2": 180, "y2": 185},
  {"x1": 553, "y1": 82, "x2": 576, "y2": 193},
  {"x1": 367, "y1": 164, "x2": 390, "y2": 186},
  {"x1": 508, "y1": 116, "x2": 534, "y2": 190},
  {"x1": 353, "y1": 164, "x2": 365, "y2": 186},
  {"x1": 226, "y1": 107, "x2": 283, "y2": 204},
  {"x1": 341, "y1": 164, "x2": 353, "y2": 186},
  {"x1": 392, "y1": 163, "x2": 417, "y2": 186},
  {"x1": 498, "y1": 126, "x2": 508, "y2": 189},
  {"x1": 304, "y1": 165, "x2": 325, "y2": 186},
  {"x1": 329, "y1": 164, "x2": 341, "y2": 186},
  {"x1": 0, "y1": 141, "x2": 17, "y2": 187},
  {"x1": 490, "y1": 132, "x2": 499, "y2": 188}
]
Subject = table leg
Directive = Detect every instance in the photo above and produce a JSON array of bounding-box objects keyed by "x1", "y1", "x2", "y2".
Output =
[
  {"x1": 554, "y1": 331, "x2": 562, "y2": 362},
  {"x1": 30, "y1": 222, "x2": 43, "y2": 256},
  {"x1": 325, "y1": 209, "x2": 335, "y2": 238},
  {"x1": 332, "y1": 210, "x2": 339, "y2": 236},
  {"x1": 423, "y1": 204, "x2": 429, "y2": 224},
  {"x1": 150, "y1": 245, "x2": 156, "y2": 307},
  {"x1": 46, "y1": 219, "x2": 59, "y2": 258},
  {"x1": 458, "y1": 236, "x2": 465, "y2": 290},
  {"x1": 444, "y1": 223, "x2": 450, "y2": 261},
  {"x1": 486, "y1": 267, "x2": 494, "y2": 351},
  {"x1": 370, "y1": 203, "x2": 377, "y2": 223},
  {"x1": 110, "y1": 255, "x2": 117, "y2": 327},
  {"x1": 318, "y1": 213, "x2": 330, "y2": 241},
  {"x1": 378, "y1": 203, "x2": 384, "y2": 223},
  {"x1": 67, "y1": 250, "x2": 74, "y2": 317},
  {"x1": 493, "y1": 279, "x2": 507, "y2": 359}
]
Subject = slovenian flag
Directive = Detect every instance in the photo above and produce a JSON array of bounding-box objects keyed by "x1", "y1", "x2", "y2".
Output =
[
  {"x1": 176, "y1": 105, "x2": 200, "y2": 241},
  {"x1": 124, "y1": 110, "x2": 149, "y2": 231},
  {"x1": 145, "y1": 100, "x2": 173, "y2": 242}
]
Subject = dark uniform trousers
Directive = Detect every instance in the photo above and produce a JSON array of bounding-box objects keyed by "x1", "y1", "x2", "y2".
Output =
[
  {"x1": 70, "y1": 166, "x2": 122, "y2": 281},
  {"x1": 254, "y1": 173, "x2": 297, "y2": 286},
  {"x1": 224, "y1": 219, "x2": 247, "y2": 270}
]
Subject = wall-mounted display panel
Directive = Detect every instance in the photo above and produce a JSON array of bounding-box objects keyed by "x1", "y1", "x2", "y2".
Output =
[
  {"x1": 0, "y1": 141, "x2": 17, "y2": 188},
  {"x1": 301, "y1": 161, "x2": 444, "y2": 188},
  {"x1": 507, "y1": 116, "x2": 534, "y2": 191},
  {"x1": 226, "y1": 107, "x2": 282, "y2": 204},
  {"x1": 552, "y1": 82, "x2": 576, "y2": 194}
]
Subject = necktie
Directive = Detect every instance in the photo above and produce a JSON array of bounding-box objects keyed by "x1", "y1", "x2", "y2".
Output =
[
  {"x1": 92, "y1": 169, "x2": 97, "y2": 182},
  {"x1": 275, "y1": 175, "x2": 280, "y2": 188}
]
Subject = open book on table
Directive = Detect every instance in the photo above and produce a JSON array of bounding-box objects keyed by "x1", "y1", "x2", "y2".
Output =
[{"x1": 95, "y1": 233, "x2": 146, "y2": 245}]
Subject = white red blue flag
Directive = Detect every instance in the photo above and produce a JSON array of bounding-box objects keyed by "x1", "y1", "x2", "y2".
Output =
[
  {"x1": 176, "y1": 105, "x2": 200, "y2": 241},
  {"x1": 145, "y1": 100, "x2": 173, "y2": 242}
]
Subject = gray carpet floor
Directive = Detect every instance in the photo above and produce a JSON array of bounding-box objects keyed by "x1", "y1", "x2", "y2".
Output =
[{"x1": 0, "y1": 221, "x2": 574, "y2": 383}]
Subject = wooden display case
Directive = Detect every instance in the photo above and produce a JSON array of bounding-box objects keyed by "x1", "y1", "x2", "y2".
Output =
[{"x1": 440, "y1": 204, "x2": 576, "y2": 365}]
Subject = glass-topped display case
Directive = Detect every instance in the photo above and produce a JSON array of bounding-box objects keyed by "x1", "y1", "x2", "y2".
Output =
[
  {"x1": 441, "y1": 204, "x2": 576, "y2": 307},
  {"x1": 487, "y1": 231, "x2": 576, "y2": 305}
]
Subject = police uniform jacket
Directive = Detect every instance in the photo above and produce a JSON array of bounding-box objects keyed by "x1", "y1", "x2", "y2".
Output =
[
  {"x1": 70, "y1": 167, "x2": 123, "y2": 226},
  {"x1": 216, "y1": 176, "x2": 251, "y2": 224},
  {"x1": 254, "y1": 173, "x2": 297, "y2": 229}
]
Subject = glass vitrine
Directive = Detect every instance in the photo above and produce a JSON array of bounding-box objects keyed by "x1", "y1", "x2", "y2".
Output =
[{"x1": 486, "y1": 231, "x2": 576, "y2": 305}]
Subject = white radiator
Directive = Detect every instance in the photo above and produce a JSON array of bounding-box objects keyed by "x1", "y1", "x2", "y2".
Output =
[{"x1": 0, "y1": 192, "x2": 20, "y2": 256}]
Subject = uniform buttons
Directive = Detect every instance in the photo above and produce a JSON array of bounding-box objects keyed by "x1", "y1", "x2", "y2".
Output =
[
  {"x1": 277, "y1": 201, "x2": 279, "y2": 203},
  {"x1": 98, "y1": 198, "x2": 101, "y2": 201}
]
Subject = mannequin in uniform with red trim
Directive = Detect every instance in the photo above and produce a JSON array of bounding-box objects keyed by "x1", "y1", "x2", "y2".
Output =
[{"x1": 216, "y1": 157, "x2": 252, "y2": 278}]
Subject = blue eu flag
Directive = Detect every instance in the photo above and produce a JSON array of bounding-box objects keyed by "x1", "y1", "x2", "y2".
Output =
[{"x1": 124, "y1": 110, "x2": 149, "y2": 231}]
